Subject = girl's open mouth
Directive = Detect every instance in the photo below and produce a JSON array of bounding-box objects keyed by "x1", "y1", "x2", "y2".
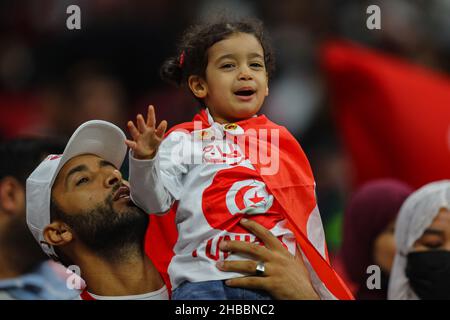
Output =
[{"x1": 234, "y1": 88, "x2": 256, "y2": 101}]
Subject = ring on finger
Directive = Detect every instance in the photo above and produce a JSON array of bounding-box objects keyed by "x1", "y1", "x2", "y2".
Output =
[{"x1": 255, "y1": 261, "x2": 265, "y2": 276}]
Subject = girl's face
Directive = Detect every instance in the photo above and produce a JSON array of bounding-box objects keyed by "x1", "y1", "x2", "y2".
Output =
[{"x1": 194, "y1": 32, "x2": 269, "y2": 124}]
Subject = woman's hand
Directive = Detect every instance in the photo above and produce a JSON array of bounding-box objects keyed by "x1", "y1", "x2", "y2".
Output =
[{"x1": 216, "y1": 218, "x2": 320, "y2": 300}]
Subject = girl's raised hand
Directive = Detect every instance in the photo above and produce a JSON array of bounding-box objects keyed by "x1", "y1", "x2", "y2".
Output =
[{"x1": 125, "y1": 105, "x2": 168, "y2": 160}]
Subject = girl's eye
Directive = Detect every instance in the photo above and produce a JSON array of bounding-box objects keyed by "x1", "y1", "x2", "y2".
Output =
[
  {"x1": 76, "y1": 177, "x2": 89, "y2": 186},
  {"x1": 250, "y1": 63, "x2": 264, "y2": 68},
  {"x1": 221, "y1": 63, "x2": 234, "y2": 69}
]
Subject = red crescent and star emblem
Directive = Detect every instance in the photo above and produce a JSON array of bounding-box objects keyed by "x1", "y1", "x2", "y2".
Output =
[{"x1": 202, "y1": 166, "x2": 284, "y2": 233}]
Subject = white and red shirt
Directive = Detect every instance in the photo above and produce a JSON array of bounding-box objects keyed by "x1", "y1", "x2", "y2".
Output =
[{"x1": 129, "y1": 110, "x2": 296, "y2": 290}]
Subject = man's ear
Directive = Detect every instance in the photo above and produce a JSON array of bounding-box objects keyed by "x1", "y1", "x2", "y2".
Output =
[
  {"x1": 43, "y1": 221, "x2": 73, "y2": 247},
  {"x1": 0, "y1": 177, "x2": 25, "y2": 216},
  {"x1": 188, "y1": 75, "x2": 208, "y2": 99}
]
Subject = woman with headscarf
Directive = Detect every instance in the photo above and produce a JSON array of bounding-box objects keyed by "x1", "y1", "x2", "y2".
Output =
[
  {"x1": 339, "y1": 179, "x2": 413, "y2": 299},
  {"x1": 388, "y1": 180, "x2": 450, "y2": 300}
]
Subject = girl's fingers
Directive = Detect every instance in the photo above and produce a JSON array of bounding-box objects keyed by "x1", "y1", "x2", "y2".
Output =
[
  {"x1": 156, "y1": 120, "x2": 168, "y2": 139},
  {"x1": 127, "y1": 121, "x2": 140, "y2": 141},
  {"x1": 136, "y1": 114, "x2": 147, "y2": 133},
  {"x1": 124, "y1": 139, "x2": 137, "y2": 150},
  {"x1": 147, "y1": 105, "x2": 156, "y2": 128}
]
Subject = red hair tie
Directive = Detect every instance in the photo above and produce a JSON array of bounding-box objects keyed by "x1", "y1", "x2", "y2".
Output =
[{"x1": 179, "y1": 50, "x2": 185, "y2": 68}]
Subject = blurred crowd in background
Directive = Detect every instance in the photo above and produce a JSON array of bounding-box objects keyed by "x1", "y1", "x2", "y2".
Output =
[{"x1": 0, "y1": 0, "x2": 449, "y2": 299}]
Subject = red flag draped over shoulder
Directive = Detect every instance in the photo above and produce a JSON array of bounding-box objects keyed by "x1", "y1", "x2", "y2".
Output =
[
  {"x1": 145, "y1": 109, "x2": 354, "y2": 299},
  {"x1": 321, "y1": 40, "x2": 450, "y2": 189}
]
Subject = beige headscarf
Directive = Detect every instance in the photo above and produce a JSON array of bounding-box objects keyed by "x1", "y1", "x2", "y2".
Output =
[{"x1": 388, "y1": 180, "x2": 450, "y2": 300}]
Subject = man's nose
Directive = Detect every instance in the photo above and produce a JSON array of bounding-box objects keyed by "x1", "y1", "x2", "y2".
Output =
[{"x1": 105, "y1": 169, "x2": 122, "y2": 187}]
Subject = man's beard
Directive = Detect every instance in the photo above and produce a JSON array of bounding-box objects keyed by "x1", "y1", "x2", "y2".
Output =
[{"x1": 53, "y1": 187, "x2": 149, "y2": 263}]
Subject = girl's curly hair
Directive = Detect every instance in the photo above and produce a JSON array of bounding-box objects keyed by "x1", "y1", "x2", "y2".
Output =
[{"x1": 160, "y1": 17, "x2": 275, "y2": 90}]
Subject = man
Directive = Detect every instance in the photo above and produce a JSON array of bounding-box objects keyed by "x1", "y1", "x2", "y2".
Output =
[
  {"x1": 0, "y1": 138, "x2": 78, "y2": 299},
  {"x1": 26, "y1": 120, "x2": 320, "y2": 299},
  {"x1": 26, "y1": 121, "x2": 167, "y2": 299}
]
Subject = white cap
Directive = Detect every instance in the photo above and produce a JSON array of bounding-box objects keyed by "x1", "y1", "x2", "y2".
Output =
[{"x1": 26, "y1": 120, "x2": 127, "y2": 259}]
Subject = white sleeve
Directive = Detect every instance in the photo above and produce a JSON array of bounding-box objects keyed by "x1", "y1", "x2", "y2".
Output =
[{"x1": 128, "y1": 131, "x2": 189, "y2": 215}]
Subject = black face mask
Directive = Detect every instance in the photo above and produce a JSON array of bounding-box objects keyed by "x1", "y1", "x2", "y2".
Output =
[{"x1": 406, "y1": 250, "x2": 450, "y2": 300}]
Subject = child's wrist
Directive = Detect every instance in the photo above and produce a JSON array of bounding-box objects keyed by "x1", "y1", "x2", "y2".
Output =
[{"x1": 133, "y1": 149, "x2": 157, "y2": 160}]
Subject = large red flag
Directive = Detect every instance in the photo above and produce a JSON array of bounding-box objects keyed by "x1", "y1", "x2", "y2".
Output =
[
  {"x1": 145, "y1": 109, "x2": 354, "y2": 300},
  {"x1": 321, "y1": 41, "x2": 450, "y2": 189}
]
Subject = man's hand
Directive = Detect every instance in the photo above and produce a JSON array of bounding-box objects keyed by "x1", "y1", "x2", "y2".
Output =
[
  {"x1": 125, "y1": 105, "x2": 168, "y2": 160},
  {"x1": 216, "y1": 218, "x2": 320, "y2": 300}
]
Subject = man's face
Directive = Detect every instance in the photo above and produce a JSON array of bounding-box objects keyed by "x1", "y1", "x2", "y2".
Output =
[
  {"x1": 50, "y1": 154, "x2": 148, "y2": 256},
  {"x1": 52, "y1": 154, "x2": 131, "y2": 216}
]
